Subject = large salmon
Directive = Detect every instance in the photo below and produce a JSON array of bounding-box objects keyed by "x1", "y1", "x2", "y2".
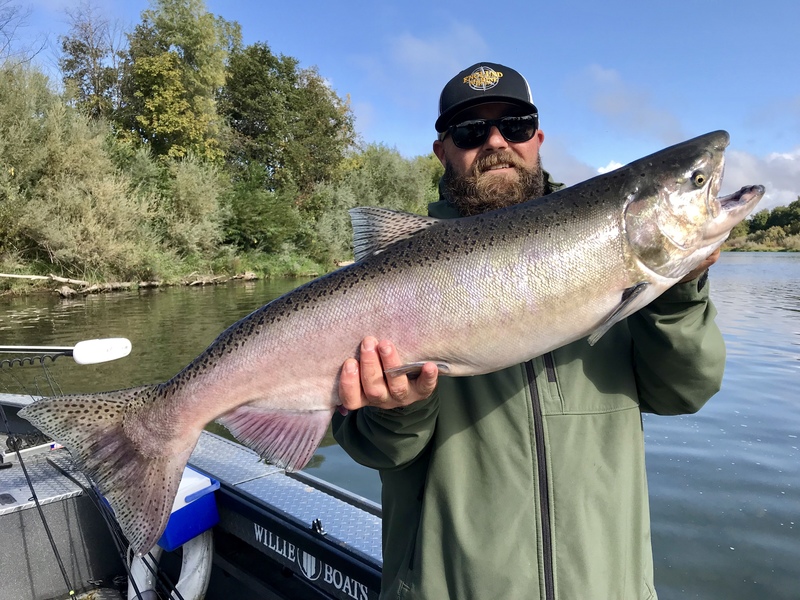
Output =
[{"x1": 20, "y1": 130, "x2": 763, "y2": 554}]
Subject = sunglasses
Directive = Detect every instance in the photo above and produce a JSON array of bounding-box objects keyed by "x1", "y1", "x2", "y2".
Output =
[{"x1": 439, "y1": 114, "x2": 539, "y2": 149}]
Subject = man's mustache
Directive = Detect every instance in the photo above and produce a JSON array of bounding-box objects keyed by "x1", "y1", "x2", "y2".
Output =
[{"x1": 472, "y1": 151, "x2": 527, "y2": 175}]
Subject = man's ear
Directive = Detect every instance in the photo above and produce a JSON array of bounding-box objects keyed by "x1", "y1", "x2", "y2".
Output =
[{"x1": 433, "y1": 139, "x2": 446, "y2": 166}]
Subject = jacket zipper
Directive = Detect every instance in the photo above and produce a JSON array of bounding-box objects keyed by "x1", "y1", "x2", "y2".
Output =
[{"x1": 526, "y1": 358, "x2": 555, "y2": 600}]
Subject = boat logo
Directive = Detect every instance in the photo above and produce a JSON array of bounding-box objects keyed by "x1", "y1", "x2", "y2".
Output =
[{"x1": 298, "y1": 549, "x2": 322, "y2": 580}]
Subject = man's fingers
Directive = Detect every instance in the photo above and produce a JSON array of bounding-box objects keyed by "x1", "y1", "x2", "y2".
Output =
[
  {"x1": 378, "y1": 340, "x2": 412, "y2": 401},
  {"x1": 379, "y1": 341, "x2": 439, "y2": 405},
  {"x1": 359, "y1": 337, "x2": 391, "y2": 402},
  {"x1": 339, "y1": 358, "x2": 365, "y2": 411},
  {"x1": 338, "y1": 338, "x2": 439, "y2": 412},
  {"x1": 411, "y1": 362, "x2": 439, "y2": 399}
]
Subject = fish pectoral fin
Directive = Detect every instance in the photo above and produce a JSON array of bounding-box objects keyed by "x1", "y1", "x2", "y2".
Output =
[
  {"x1": 349, "y1": 207, "x2": 440, "y2": 261},
  {"x1": 587, "y1": 282, "x2": 650, "y2": 346},
  {"x1": 384, "y1": 362, "x2": 452, "y2": 377},
  {"x1": 216, "y1": 404, "x2": 334, "y2": 472}
]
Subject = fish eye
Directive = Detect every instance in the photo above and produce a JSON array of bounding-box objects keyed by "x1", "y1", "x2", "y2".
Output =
[{"x1": 691, "y1": 171, "x2": 707, "y2": 187}]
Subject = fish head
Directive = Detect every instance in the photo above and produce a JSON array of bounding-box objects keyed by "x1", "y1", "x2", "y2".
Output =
[{"x1": 623, "y1": 130, "x2": 764, "y2": 279}]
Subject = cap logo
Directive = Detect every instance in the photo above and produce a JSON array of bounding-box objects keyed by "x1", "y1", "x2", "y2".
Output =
[{"x1": 463, "y1": 66, "x2": 503, "y2": 91}]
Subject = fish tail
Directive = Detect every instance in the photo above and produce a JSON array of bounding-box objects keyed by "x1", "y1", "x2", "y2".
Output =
[{"x1": 18, "y1": 386, "x2": 191, "y2": 555}]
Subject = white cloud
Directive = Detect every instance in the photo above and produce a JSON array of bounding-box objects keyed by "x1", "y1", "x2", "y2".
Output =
[
  {"x1": 567, "y1": 65, "x2": 685, "y2": 144},
  {"x1": 543, "y1": 136, "x2": 798, "y2": 213},
  {"x1": 723, "y1": 148, "x2": 799, "y2": 211},
  {"x1": 597, "y1": 161, "x2": 623, "y2": 174},
  {"x1": 539, "y1": 137, "x2": 599, "y2": 186},
  {"x1": 388, "y1": 23, "x2": 488, "y2": 83}
]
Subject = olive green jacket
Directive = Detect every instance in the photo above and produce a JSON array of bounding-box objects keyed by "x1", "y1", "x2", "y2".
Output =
[{"x1": 332, "y1": 177, "x2": 726, "y2": 600}]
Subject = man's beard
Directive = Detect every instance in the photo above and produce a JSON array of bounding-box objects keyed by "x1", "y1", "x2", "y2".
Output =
[{"x1": 441, "y1": 152, "x2": 546, "y2": 216}]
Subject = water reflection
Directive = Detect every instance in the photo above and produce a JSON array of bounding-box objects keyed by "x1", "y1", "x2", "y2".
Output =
[
  {"x1": 1, "y1": 253, "x2": 798, "y2": 598},
  {"x1": 644, "y1": 252, "x2": 800, "y2": 599}
]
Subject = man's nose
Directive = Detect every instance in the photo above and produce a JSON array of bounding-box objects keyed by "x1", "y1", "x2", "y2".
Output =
[{"x1": 482, "y1": 125, "x2": 508, "y2": 150}]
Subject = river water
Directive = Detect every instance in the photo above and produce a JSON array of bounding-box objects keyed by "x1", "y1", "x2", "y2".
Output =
[{"x1": 1, "y1": 253, "x2": 797, "y2": 599}]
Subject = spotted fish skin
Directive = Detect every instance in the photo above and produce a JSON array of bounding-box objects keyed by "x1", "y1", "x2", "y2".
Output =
[{"x1": 19, "y1": 130, "x2": 764, "y2": 555}]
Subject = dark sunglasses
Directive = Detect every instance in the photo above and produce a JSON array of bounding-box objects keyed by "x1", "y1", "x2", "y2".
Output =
[{"x1": 439, "y1": 114, "x2": 539, "y2": 149}]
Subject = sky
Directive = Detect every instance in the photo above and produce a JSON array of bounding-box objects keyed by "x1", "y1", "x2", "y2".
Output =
[{"x1": 15, "y1": 0, "x2": 800, "y2": 210}]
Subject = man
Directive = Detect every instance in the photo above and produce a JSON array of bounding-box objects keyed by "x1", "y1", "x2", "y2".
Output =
[{"x1": 332, "y1": 62, "x2": 725, "y2": 599}]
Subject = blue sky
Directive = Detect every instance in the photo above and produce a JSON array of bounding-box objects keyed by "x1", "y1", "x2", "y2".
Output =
[{"x1": 17, "y1": 0, "x2": 800, "y2": 210}]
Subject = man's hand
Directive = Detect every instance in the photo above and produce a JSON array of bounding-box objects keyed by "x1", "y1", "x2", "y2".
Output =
[
  {"x1": 338, "y1": 337, "x2": 439, "y2": 413},
  {"x1": 678, "y1": 248, "x2": 720, "y2": 284}
]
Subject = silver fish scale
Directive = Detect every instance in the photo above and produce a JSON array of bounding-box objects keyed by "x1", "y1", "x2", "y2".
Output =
[
  {"x1": 170, "y1": 169, "x2": 646, "y2": 404},
  {"x1": 189, "y1": 431, "x2": 383, "y2": 561}
]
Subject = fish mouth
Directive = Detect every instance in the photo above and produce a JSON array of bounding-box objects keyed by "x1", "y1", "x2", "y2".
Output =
[
  {"x1": 718, "y1": 185, "x2": 765, "y2": 210},
  {"x1": 705, "y1": 184, "x2": 765, "y2": 240}
]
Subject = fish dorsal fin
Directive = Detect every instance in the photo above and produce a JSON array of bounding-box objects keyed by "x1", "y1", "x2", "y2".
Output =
[{"x1": 349, "y1": 207, "x2": 440, "y2": 261}]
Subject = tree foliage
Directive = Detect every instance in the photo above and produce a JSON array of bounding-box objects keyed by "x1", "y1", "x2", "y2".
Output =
[
  {"x1": 0, "y1": 66, "x2": 164, "y2": 279},
  {"x1": 307, "y1": 144, "x2": 441, "y2": 265},
  {"x1": 724, "y1": 197, "x2": 800, "y2": 251},
  {"x1": 117, "y1": 0, "x2": 240, "y2": 161},
  {"x1": 58, "y1": 1, "x2": 125, "y2": 120},
  {"x1": 219, "y1": 42, "x2": 355, "y2": 195},
  {"x1": 223, "y1": 165, "x2": 302, "y2": 253}
]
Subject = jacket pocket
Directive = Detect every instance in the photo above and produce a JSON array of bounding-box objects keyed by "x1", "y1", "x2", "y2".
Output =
[{"x1": 550, "y1": 325, "x2": 642, "y2": 415}]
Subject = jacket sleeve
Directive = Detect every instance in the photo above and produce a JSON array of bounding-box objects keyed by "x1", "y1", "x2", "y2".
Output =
[
  {"x1": 628, "y1": 273, "x2": 726, "y2": 415},
  {"x1": 331, "y1": 391, "x2": 440, "y2": 470}
]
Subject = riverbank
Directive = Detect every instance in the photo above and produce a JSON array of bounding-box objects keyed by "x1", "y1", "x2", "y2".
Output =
[
  {"x1": 2, "y1": 244, "x2": 796, "y2": 297},
  {"x1": 0, "y1": 269, "x2": 320, "y2": 297}
]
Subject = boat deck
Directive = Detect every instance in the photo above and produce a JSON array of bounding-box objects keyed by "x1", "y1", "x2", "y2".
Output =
[
  {"x1": 191, "y1": 429, "x2": 383, "y2": 563},
  {"x1": 1, "y1": 392, "x2": 384, "y2": 600}
]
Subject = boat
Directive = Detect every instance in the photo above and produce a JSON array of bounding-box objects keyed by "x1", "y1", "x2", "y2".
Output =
[{"x1": 0, "y1": 342, "x2": 383, "y2": 600}]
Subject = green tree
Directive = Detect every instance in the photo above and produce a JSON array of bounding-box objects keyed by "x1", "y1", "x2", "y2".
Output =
[
  {"x1": 0, "y1": 65, "x2": 165, "y2": 280},
  {"x1": 223, "y1": 164, "x2": 301, "y2": 253},
  {"x1": 413, "y1": 152, "x2": 445, "y2": 193},
  {"x1": 751, "y1": 226, "x2": 786, "y2": 247},
  {"x1": 765, "y1": 206, "x2": 790, "y2": 231},
  {"x1": 219, "y1": 41, "x2": 355, "y2": 195},
  {"x1": 156, "y1": 153, "x2": 227, "y2": 256},
  {"x1": 771, "y1": 198, "x2": 800, "y2": 236},
  {"x1": 58, "y1": 1, "x2": 125, "y2": 120},
  {"x1": 749, "y1": 209, "x2": 770, "y2": 232},
  {"x1": 306, "y1": 144, "x2": 440, "y2": 265},
  {"x1": 118, "y1": 0, "x2": 240, "y2": 161},
  {"x1": 728, "y1": 220, "x2": 749, "y2": 240}
]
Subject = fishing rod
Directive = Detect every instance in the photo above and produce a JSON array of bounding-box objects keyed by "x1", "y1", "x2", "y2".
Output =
[{"x1": 0, "y1": 337, "x2": 132, "y2": 365}]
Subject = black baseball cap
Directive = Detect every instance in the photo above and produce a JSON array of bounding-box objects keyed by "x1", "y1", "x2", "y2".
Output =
[{"x1": 435, "y1": 62, "x2": 538, "y2": 133}]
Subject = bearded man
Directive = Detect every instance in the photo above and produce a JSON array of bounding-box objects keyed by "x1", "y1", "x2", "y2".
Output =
[{"x1": 332, "y1": 62, "x2": 725, "y2": 600}]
